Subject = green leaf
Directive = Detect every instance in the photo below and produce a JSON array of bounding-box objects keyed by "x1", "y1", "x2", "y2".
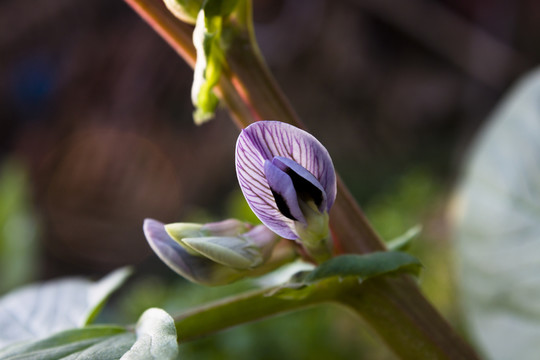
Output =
[
  {"x1": 0, "y1": 308, "x2": 179, "y2": 360},
  {"x1": 0, "y1": 326, "x2": 133, "y2": 360},
  {"x1": 0, "y1": 267, "x2": 132, "y2": 347},
  {"x1": 84, "y1": 267, "x2": 134, "y2": 325},
  {"x1": 120, "y1": 308, "x2": 179, "y2": 360},
  {"x1": 267, "y1": 252, "x2": 422, "y2": 300},
  {"x1": 304, "y1": 252, "x2": 422, "y2": 284},
  {"x1": 454, "y1": 69, "x2": 540, "y2": 360}
]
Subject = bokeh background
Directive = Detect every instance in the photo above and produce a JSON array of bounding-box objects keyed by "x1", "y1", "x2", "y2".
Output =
[{"x1": 1, "y1": 0, "x2": 540, "y2": 358}]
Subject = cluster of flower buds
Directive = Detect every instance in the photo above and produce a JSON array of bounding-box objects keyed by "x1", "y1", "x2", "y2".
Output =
[{"x1": 144, "y1": 121, "x2": 337, "y2": 285}]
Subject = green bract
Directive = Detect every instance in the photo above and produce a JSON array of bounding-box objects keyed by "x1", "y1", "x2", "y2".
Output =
[{"x1": 191, "y1": 0, "x2": 240, "y2": 124}]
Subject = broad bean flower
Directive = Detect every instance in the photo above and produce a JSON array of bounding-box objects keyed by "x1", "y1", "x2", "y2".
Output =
[
  {"x1": 235, "y1": 121, "x2": 336, "y2": 262},
  {"x1": 143, "y1": 218, "x2": 280, "y2": 285}
]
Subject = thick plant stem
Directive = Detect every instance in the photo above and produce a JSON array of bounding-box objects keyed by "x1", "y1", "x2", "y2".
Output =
[
  {"x1": 175, "y1": 277, "x2": 476, "y2": 359},
  {"x1": 124, "y1": 1, "x2": 479, "y2": 358},
  {"x1": 338, "y1": 276, "x2": 477, "y2": 359},
  {"x1": 174, "y1": 280, "x2": 338, "y2": 341}
]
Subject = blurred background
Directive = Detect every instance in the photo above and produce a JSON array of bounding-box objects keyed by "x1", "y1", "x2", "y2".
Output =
[{"x1": 1, "y1": 0, "x2": 539, "y2": 358}]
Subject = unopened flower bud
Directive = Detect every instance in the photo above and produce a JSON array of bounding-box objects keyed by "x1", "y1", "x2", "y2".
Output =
[
  {"x1": 236, "y1": 121, "x2": 336, "y2": 263},
  {"x1": 144, "y1": 218, "x2": 282, "y2": 286}
]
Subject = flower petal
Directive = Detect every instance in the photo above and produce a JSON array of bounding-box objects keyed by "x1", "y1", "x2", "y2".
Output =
[
  {"x1": 272, "y1": 156, "x2": 327, "y2": 212},
  {"x1": 264, "y1": 160, "x2": 306, "y2": 224},
  {"x1": 236, "y1": 128, "x2": 297, "y2": 239},
  {"x1": 236, "y1": 121, "x2": 336, "y2": 239}
]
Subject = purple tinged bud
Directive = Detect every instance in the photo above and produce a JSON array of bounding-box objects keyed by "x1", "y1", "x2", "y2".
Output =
[
  {"x1": 144, "y1": 218, "x2": 242, "y2": 285},
  {"x1": 235, "y1": 121, "x2": 336, "y2": 244},
  {"x1": 244, "y1": 224, "x2": 280, "y2": 262},
  {"x1": 143, "y1": 218, "x2": 282, "y2": 286}
]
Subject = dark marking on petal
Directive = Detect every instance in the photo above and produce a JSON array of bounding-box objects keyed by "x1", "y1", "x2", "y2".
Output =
[
  {"x1": 286, "y1": 168, "x2": 324, "y2": 209},
  {"x1": 271, "y1": 189, "x2": 297, "y2": 221},
  {"x1": 271, "y1": 156, "x2": 327, "y2": 212}
]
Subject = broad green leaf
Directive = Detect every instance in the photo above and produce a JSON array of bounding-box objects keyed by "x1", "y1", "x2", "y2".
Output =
[
  {"x1": 0, "y1": 308, "x2": 178, "y2": 360},
  {"x1": 120, "y1": 308, "x2": 178, "y2": 360},
  {"x1": 0, "y1": 326, "x2": 133, "y2": 360},
  {"x1": 304, "y1": 252, "x2": 422, "y2": 284},
  {"x1": 267, "y1": 252, "x2": 422, "y2": 299},
  {"x1": 0, "y1": 267, "x2": 132, "y2": 347},
  {"x1": 84, "y1": 267, "x2": 133, "y2": 325},
  {"x1": 453, "y1": 69, "x2": 540, "y2": 360}
]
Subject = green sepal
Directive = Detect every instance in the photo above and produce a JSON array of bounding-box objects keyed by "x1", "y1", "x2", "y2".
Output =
[
  {"x1": 191, "y1": 0, "x2": 241, "y2": 124},
  {"x1": 164, "y1": 223, "x2": 203, "y2": 239},
  {"x1": 192, "y1": 11, "x2": 222, "y2": 124},
  {"x1": 294, "y1": 204, "x2": 332, "y2": 263},
  {"x1": 164, "y1": 222, "x2": 204, "y2": 255},
  {"x1": 182, "y1": 236, "x2": 262, "y2": 269}
]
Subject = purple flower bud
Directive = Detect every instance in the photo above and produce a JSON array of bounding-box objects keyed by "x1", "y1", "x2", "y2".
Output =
[
  {"x1": 235, "y1": 121, "x2": 336, "y2": 241},
  {"x1": 144, "y1": 219, "x2": 243, "y2": 285},
  {"x1": 143, "y1": 218, "x2": 283, "y2": 286}
]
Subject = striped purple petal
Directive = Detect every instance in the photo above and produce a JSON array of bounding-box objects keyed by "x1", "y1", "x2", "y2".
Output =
[{"x1": 235, "y1": 121, "x2": 336, "y2": 240}]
